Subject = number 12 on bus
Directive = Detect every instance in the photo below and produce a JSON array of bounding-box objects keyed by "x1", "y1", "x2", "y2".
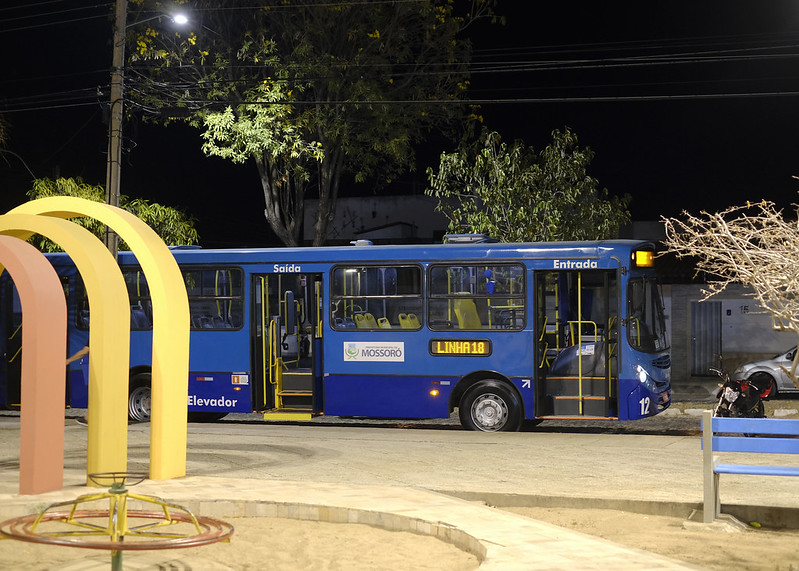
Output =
[{"x1": 0, "y1": 239, "x2": 670, "y2": 431}]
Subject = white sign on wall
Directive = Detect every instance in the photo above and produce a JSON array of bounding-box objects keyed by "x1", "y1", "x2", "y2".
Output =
[{"x1": 343, "y1": 341, "x2": 405, "y2": 362}]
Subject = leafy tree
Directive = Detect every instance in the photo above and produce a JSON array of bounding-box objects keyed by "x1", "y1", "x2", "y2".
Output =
[
  {"x1": 425, "y1": 127, "x2": 631, "y2": 242},
  {"x1": 663, "y1": 199, "x2": 799, "y2": 387},
  {"x1": 27, "y1": 177, "x2": 198, "y2": 251},
  {"x1": 126, "y1": 0, "x2": 497, "y2": 245}
]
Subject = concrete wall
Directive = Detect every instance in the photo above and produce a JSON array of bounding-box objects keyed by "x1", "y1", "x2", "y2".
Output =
[{"x1": 668, "y1": 283, "x2": 796, "y2": 382}]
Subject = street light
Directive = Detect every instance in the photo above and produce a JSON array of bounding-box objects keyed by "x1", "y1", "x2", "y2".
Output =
[{"x1": 104, "y1": 0, "x2": 187, "y2": 256}]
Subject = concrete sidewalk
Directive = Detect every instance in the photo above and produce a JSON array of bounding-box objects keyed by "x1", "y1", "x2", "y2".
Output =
[
  {"x1": 0, "y1": 410, "x2": 787, "y2": 570},
  {"x1": 0, "y1": 475, "x2": 694, "y2": 570}
]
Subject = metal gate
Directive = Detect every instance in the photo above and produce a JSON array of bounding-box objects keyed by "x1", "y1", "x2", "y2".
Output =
[{"x1": 690, "y1": 300, "x2": 721, "y2": 376}]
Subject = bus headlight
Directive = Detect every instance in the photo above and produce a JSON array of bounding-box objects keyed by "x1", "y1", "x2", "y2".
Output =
[{"x1": 636, "y1": 365, "x2": 654, "y2": 391}]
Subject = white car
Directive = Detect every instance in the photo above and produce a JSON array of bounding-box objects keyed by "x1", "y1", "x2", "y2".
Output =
[{"x1": 733, "y1": 347, "x2": 798, "y2": 398}]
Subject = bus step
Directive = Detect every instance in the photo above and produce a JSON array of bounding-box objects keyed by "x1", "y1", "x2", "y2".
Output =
[
  {"x1": 263, "y1": 410, "x2": 316, "y2": 421},
  {"x1": 551, "y1": 395, "x2": 608, "y2": 416},
  {"x1": 281, "y1": 370, "x2": 314, "y2": 391},
  {"x1": 277, "y1": 390, "x2": 313, "y2": 409}
]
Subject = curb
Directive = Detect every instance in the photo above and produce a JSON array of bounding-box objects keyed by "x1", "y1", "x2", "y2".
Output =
[{"x1": 444, "y1": 490, "x2": 799, "y2": 530}]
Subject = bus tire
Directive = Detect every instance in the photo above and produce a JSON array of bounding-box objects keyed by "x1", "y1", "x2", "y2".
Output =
[
  {"x1": 128, "y1": 373, "x2": 151, "y2": 423},
  {"x1": 458, "y1": 380, "x2": 522, "y2": 432}
]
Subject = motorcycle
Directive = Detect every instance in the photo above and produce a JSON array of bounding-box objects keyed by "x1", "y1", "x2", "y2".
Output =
[{"x1": 710, "y1": 366, "x2": 770, "y2": 418}]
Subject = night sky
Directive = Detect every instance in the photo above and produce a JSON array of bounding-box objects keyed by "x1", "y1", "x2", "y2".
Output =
[{"x1": 2, "y1": 1, "x2": 799, "y2": 246}]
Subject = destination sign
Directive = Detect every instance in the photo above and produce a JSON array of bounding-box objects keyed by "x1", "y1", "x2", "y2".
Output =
[{"x1": 429, "y1": 339, "x2": 492, "y2": 357}]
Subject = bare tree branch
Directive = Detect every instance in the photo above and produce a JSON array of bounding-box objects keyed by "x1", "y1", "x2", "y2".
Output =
[{"x1": 662, "y1": 198, "x2": 799, "y2": 385}]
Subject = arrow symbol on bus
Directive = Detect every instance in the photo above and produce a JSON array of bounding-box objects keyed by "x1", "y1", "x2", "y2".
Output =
[{"x1": 522, "y1": 379, "x2": 531, "y2": 389}]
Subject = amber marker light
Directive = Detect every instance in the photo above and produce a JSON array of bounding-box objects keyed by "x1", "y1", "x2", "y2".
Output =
[
  {"x1": 429, "y1": 389, "x2": 440, "y2": 397},
  {"x1": 633, "y1": 250, "x2": 654, "y2": 268}
]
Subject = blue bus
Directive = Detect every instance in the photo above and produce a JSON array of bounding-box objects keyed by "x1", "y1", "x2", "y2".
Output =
[{"x1": 0, "y1": 237, "x2": 670, "y2": 431}]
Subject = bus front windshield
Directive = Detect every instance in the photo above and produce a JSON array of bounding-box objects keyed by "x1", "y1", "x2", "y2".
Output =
[{"x1": 627, "y1": 277, "x2": 668, "y2": 353}]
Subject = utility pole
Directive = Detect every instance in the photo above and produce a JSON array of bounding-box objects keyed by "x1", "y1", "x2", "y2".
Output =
[{"x1": 104, "y1": 0, "x2": 127, "y2": 257}]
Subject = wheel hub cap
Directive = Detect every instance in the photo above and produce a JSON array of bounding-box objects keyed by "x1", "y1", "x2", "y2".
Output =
[{"x1": 472, "y1": 395, "x2": 508, "y2": 430}]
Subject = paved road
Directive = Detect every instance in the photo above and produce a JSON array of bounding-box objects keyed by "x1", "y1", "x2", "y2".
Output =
[
  {"x1": 9, "y1": 390, "x2": 799, "y2": 512},
  {"x1": 3, "y1": 406, "x2": 799, "y2": 570},
  {"x1": 171, "y1": 421, "x2": 699, "y2": 501},
  {"x1": 48, "y1": 410, "x2": 798, "y2": 511}
]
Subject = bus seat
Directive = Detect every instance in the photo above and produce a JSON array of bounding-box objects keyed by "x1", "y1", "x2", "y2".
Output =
[
  {"x1": 191, "y1": 315, "x2": 214, "y2": 329},
  {"x1": 131, "y1": 306, "x2": 150, "y2": 329},
  {"x1": 335, "y1": 317, "x2": 356, "y2": 329},
  {"x1": 355, "y1": 313, "x2": 379, "y2": 329},
  {"x1": 453, "y1": 298, "x2": 482, "y2": 329},
  {"x1": 398, "y1": 313, "x2": 411, "y2": 328},
  {"x1": 407, "y1": 313, "x2": 420, "y2": 328},
  {"x1": 378, "y1": 317, "x2": 392, "y2": 329}
]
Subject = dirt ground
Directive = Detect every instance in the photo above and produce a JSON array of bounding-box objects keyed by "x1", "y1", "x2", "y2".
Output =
[
  {"x1": 0, "y1": 516, "x2": 479, "y2": 571},
  {"x1": 506, "y1": 506, "x2": 799, "y2": 571},
  {"x1": 1, "y1": 507, "x2": 798, "y2": 569}
]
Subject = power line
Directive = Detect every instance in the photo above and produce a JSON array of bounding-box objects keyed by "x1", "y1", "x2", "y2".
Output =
[
  {"x1": 0, "y1": 13, "x2": 109, "y2": 34},
  {"x1": 0, "y1": 2, "x2": 112, "y2": 25},
  {"x1": 1, "y1": 101, "x2": 99, "y2": 113},
  {"x1": 0, "y1": 0, "x2": 69, "y2": 13},
  {"x1": 7, "y1": 15, "x2": 799, "y2": 114}
]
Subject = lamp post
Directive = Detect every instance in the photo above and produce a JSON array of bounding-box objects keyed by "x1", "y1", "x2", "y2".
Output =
[
  {"x1": 104, "y1": 1, "x2": 187, "y2": 257},
  {"x1": 104, "y1": 0, "x2": 127, "y2": 256}
]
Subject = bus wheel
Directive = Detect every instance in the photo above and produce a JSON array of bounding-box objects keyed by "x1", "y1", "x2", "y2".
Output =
[
  {"x1": 459, "y1": 380, "x2": 522, "y2": 432},
  {"x1": 128, "y1": 373, "x2": 151, "y2": 423}
]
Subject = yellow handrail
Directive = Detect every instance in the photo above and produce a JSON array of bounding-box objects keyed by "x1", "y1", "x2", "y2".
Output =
[
  {"x1": 7, "y1": 324, "x2": 22, "y2": 364},
  {"x1": 568, "y1": 320, "x2": 598, "y2": 343},
  {"x1": 260, "y1": 278, "x2": 268, "y2": 407}
]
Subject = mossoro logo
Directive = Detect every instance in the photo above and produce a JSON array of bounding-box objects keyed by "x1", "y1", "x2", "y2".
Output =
[{"x1": 344, "y1": 341, "x2": 405, "y2": 362}]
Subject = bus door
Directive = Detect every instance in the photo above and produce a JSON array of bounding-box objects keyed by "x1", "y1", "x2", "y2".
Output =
[
  {"x1": 0, "y1": 280, "x2": 22, "y2": 407},
  {"x1": 535, "y1": 269, "x2": 619, "y2": 418},
  {"x1": 252, "y1": 273, "x2": 323, "y2": 418}
]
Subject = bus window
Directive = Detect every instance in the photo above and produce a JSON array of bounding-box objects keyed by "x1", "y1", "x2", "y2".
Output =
[
  {"x1": 124, "y1": 270, "x2": 152, "y2": 330},
  {"x1": 428, "y1": 264, "x2": 525, "y2": 331},
  {"x1": 330, "y1": 265, "x2": 422, "y2": 330},
  {"x1": 183, "y1": 268, "x2": 244, "y2": 329},
  {"x1": 627, "y1": 277, "x2": 668, "y2": 352},
  {"x1": 76, "y1": 271, "x2": 155, "y2": 331},
  {"x1": 74, "y1": 276, "x2": 90, "y2": 330},
  {"x1": 76, "y1": 268, "x2": 244, "y2": 330}
]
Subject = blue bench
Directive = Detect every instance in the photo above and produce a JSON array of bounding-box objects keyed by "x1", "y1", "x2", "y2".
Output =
[{"x1": 701, "y1": 410, "x2": 799, "y2": 523}]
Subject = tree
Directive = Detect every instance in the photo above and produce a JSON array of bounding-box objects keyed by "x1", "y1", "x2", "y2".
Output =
[
  {"x1": 127, "y1": 0, "x2": 497, "y2": 245},
  {"x1": 662, "y1": 199, "x2": 799, "y2": 387},
  {"x1": 425, "y1": 127, "x2": 631, "y2": 242},
  {"x1": 27, "y1": 177, "x2": 199, "y2": 251}
]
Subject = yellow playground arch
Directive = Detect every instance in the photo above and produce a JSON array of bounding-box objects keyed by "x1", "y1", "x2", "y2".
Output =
[{"x1": 2, "y1": 197, "x2": 190, "y2": 485}]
